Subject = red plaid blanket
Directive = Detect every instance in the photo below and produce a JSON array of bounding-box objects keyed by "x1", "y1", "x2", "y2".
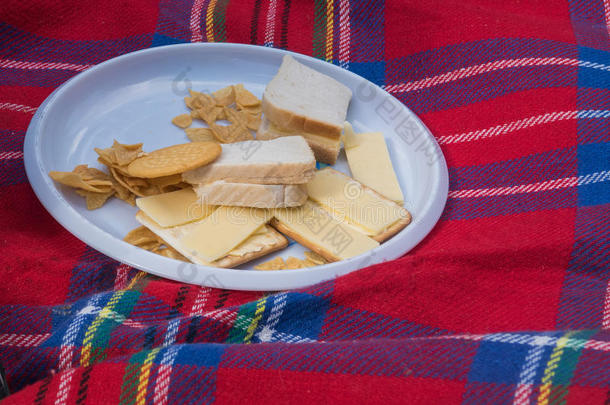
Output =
[{"x1": 1, "y1": 0, "x2": 609, "y2": 403}]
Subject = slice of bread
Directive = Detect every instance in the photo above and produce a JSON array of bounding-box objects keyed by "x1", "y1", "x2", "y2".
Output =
[
  {"x1": 194, "y1": 181, "x2": 307, "y2": 208},
  {"x1": 257, "y1": 116, "x2": 341, "y2": 165},
  {"x1": 182, "y1": 136, "x2": 316, "y2": 185},
  {"x1": 136, "y1": 211, "x2": 288, "y2": 268},
  {"x1": 262, "y1": 55, "x2": 352, "y2": 138}
]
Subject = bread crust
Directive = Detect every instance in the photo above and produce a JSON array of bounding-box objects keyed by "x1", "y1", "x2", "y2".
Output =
[
  {"x1": 215, "y1": 229, "x2": 288, "y2": 268},
  {"x1": 262, "y1": 96, "x2": 344, "y2": 138},
  {"x1": 194, "y1": 182, "x2": 307, "y2": 208},
  {"x1": 183, "y1": 161, "x2": 315, "y2": 185},
  {"x1": 182, "y1": 137, "x2": 316, "y2": 185},
  {"x1": 371, "y1": 214, "x2": 412, "y2": 243},
  {"x1": 182, "y1": 168, "x2": 314, "y2": 184},
  {"x1": 270, "y1": 218, "x2": 340, "y2": 263},
  {"x1": 256, "y1": 119, "x2": 341, "y2": 165},
  {"x1": 303, "y1": 136, "x2": 341, "y2": 165}
]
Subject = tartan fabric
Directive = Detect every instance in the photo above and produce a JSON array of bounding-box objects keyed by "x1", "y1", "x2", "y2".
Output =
[{"x1": 0, "y1": 0, "x2": 609, "y2": 403}]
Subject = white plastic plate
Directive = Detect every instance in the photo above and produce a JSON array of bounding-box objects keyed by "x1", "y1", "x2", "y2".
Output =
[{"x1": 24, "y1": 43, "x2": 448, "y2": 291}]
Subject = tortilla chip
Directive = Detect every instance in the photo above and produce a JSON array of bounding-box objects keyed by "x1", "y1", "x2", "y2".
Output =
[
  {"x1": 210, "y1": 108, "x2": 253, "y2": 143},
  {"x1": 49, "y1": 170, "x2": 113, "y2": 193},
  {"x1": 72, "y1": 165, "x2": 110, "y2": 181},
  {"x1": 189, "y1": 89, "x2": 204, "y2": 98},
  {"x1": 304, "y1": 250, "x2": 327, "y2": 265},
  {"x1": 124, "y1": 226, "x2": 160, "y2": 247},
  {"x1": 189, "y1": 91, "x2": 215, "y2": 110},
  {"x1": 254, "y1": 257, "x2": 286, "y2": 270},
  {"x1": 212, "y1": 85, "x2": 235, "y2": 106},
  {"x1": 210, "y1": 123, "x2": 251, "y2": 143},
  {"x1": 240, "y1": 102, "x2": 262, "y2": 112},
  {"x1": 138, "y1": 184, "x2": 164, "y2": 197},
  {"x1": 148, "y1": 174, "x2": 183, "y2": 187},
  {"x1": 184, "y1": 96, "x2": 195, "y2": 109},
  {"x1": 234, "y1": 84, "x2": 261, "y2": 107},
  {"x1": 172, "y1": 114, "x2": 192, "y2": 129},
  {"x1": 94, "y1": 140, "x2": 144, "y2": 167},
  {"x1": 75, "y1": 189, "x2": 115, "y2": 210},
  {"x1": 107, "y1": 174, "x2": 135, "y2": 205},
  {"x1": 96, "y1": 156, "x2": 129, "y2": 175},
  {"x1": 242, "y1": 111, "x2": 261, "y2": 131},
  {"x1": 190, "y1": 109, "x2": 201, "y2": 120},
  {"x1": 285, "y1": 257, "x2": 305, "y2": 269},
  {"x1": 185, "y1": 127, "x2": 217, "y2": 143},
  {"x1": 110, "y1": 167, "x2": 146, "y2": 197}
]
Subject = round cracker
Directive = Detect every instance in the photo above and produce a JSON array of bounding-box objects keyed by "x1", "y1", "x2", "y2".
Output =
[{"x1": 127, "y1": 142, "x2": 221, "y2": 178}]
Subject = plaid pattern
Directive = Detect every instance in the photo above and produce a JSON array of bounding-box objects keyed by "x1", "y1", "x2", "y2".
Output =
[{"x1": 0, "y1": 0, "x2": 609, "y2": 403}]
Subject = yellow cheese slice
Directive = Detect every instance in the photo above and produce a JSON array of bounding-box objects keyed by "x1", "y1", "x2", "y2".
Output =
[
  {"x1": 274, "y1": 200, "x2": 379, "y2": 261},
  {"x1": 136, "y1": 213, "x2": 283, "y2": 266},
  {"x1": 342, "y1": 122, "x2": 361, "y2": 148},
  {"x1": 305, "y1": 168, "x2": 406, "y2": 235},
  {"x1": 251, "y1": 224, "x2": 269, "y2": 236},
  {"x1": 343, "y1": 124, "x2": 404, "y2": 203},
  {"x1": 229, "y1": 225, "x2": 280, "y2": 256},
  {"x1": 181, "y1": 206, "x2": 271, "y2": 262},
  {"x1": 135, "y1": 188, "x2": 215, "y2": 228}
]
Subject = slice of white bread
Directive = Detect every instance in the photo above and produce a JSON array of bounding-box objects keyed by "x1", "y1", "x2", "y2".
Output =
[
  {"x1": 262, "y1": 55, "x2": 352, "y2": 138},
  {"x1": 194, "y1": 181, "x2": 307, "y2": 208},
  {"x1": 182, "y1": 136, "x2": 316, "y2": 185},
  {"x1": 136, "y1": 211, "x2": 288, "y2": 268},
  {"x1": 257, "y1": 116, "x2": 341, "y2": 165}
]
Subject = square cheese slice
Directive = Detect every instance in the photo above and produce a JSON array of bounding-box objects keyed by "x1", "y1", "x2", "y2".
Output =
[
  {"x1": 305, "y1": 168, "x2": 407, "y2": 236},
  {"x1": 273, "y1": 200, "x2": 379, "y2": 261},
  {"x1": 344, "y1": 123, "x2": 404, "y2": 203},
  {"x1": 181, "y1": 206, "x2": 272, "y2": 262},
  {"x1": 136, "y1": 188, "x2": 215, "y2": 228},
  {"x1": 136, "y1": 211, "x2": 287, "y2": 268}
]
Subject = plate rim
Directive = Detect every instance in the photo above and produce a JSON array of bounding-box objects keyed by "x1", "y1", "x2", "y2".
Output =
[{"x1": 24, "y1": 42, "x2": 448, "y2": 291}]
